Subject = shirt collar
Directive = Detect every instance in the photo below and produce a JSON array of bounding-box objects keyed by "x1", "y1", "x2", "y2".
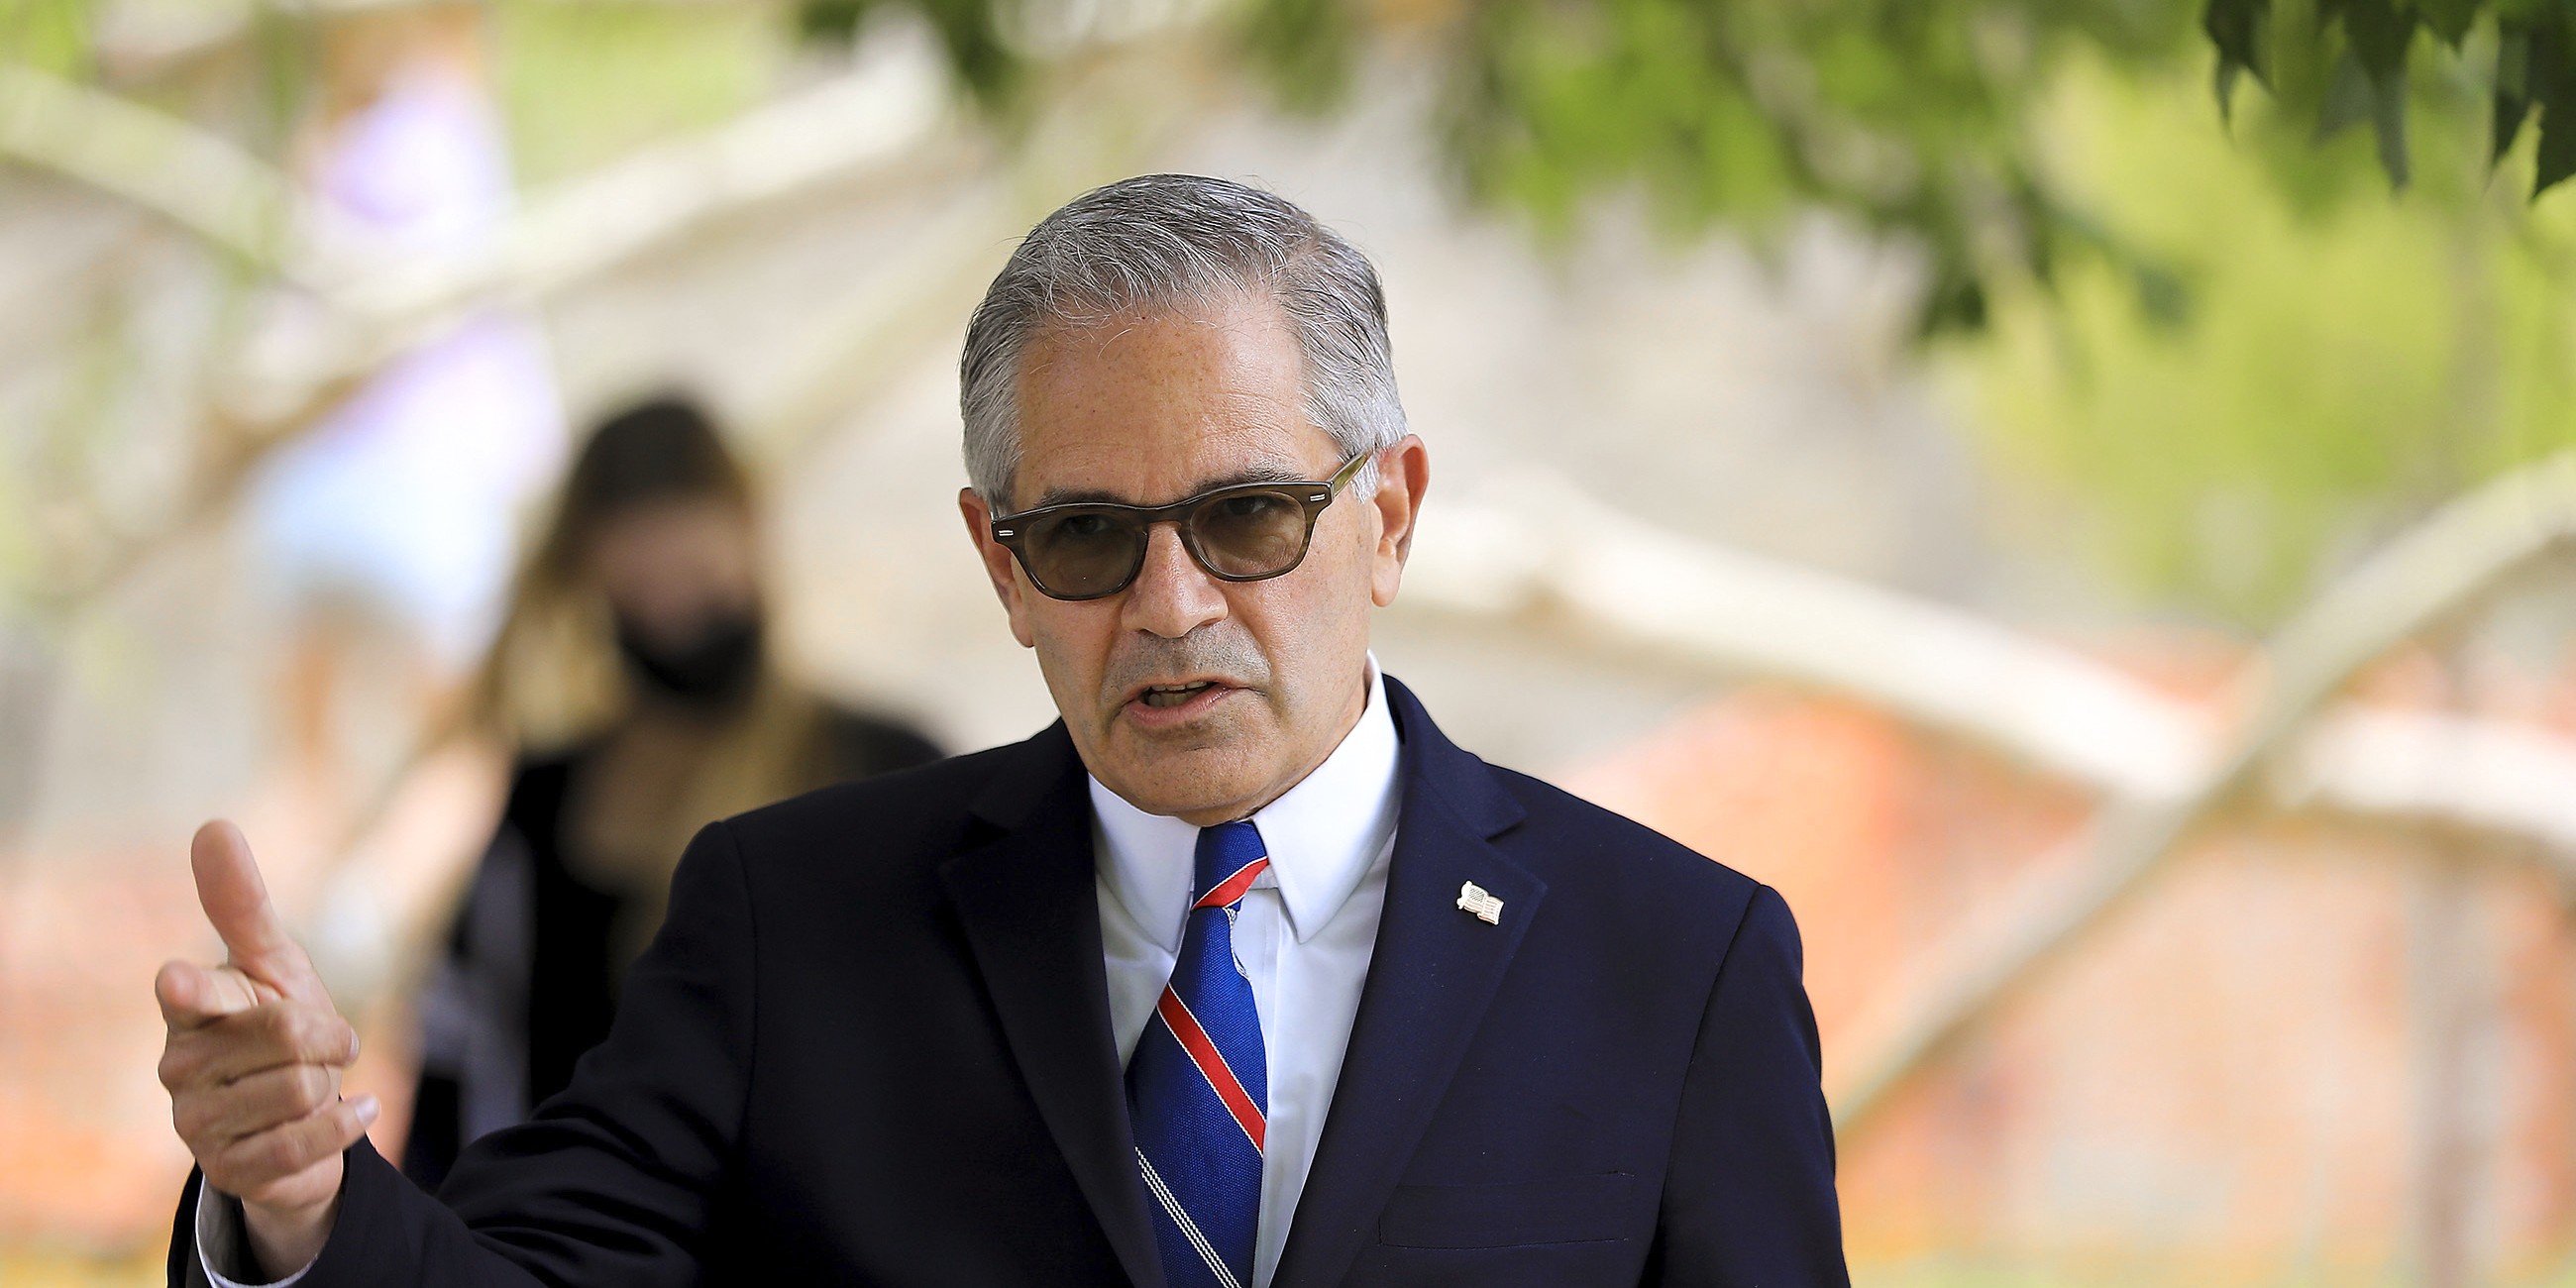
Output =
[{"x1": 1090, "y1": 658, "x2": 1402, "y2": 951}]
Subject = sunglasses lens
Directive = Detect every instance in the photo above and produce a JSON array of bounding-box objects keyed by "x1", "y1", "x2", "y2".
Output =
[
  {"x1": 1006, "y1": 484, "x2": 1323, "y2": 599},
  {"x1": 1191, "y1": 489, "x2": 1311, "y2": 577},
  {"x1": 1022, "y1": 510, "x2": 1143, "y2": 597}
]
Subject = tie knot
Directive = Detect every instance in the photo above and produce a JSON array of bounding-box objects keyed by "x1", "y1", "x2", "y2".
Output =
[{"x1": 1192, "y1": 819, "x2": 1269, "y2": 911}]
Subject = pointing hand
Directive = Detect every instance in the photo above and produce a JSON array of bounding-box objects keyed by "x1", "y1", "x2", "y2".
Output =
[{"x1": 156, "y1": 820, "x2": 373, "y2": 1277}]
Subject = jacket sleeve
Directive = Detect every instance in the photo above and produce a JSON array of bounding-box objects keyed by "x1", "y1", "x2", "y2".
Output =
[
  {"x1": 1646, "y1": 884, "x2": 1849, "y2": 1287},
  {"x1": 170, "y1": 819, "x2": 758, "y2": 1288}
]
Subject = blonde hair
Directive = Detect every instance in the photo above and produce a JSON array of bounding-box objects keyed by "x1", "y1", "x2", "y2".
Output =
[{"x1": 472, "y1": 394, "x2": 754, "y2": 749}]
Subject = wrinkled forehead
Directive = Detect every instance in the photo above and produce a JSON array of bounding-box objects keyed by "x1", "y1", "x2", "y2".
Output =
[{"x1": 1008, "y1": 297, "x2": 1339, "y2": 510}]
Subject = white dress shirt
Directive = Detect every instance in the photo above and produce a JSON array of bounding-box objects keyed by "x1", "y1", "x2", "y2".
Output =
[
  {"x1": 194, "y1": 1175, "x2": 311, "y2": 1287},
  {"x1": 203, "y1": 663, "x2": 1403, "y2": 1288},
  {"x1": 1091, "y1": 663, "x2": 1401, "y2": 1288}
]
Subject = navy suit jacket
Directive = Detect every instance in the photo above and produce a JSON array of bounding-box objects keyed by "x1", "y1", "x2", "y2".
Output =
[{"x1": 171, "y1": 678, "x2": 1846, "y2": 1286}]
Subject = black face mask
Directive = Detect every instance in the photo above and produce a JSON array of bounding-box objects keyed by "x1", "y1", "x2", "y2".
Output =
[{"x1": 614, "y1": 611, "x2": 762, "y2": 708}]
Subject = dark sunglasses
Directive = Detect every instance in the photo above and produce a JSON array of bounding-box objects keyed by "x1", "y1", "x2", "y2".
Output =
[{"x1": 990, "y1": 450, "x2": 1375, "y2": 601}]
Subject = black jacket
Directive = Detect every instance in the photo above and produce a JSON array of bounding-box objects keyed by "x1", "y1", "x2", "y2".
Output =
[{"x1": 172, "y1": 678, "x2": 1845, "y2": 1286}]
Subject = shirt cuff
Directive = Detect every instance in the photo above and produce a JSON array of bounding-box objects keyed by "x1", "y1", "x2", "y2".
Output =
[{"x1": 193, "y1": 1176, "x2": 317, "y2": 1288}]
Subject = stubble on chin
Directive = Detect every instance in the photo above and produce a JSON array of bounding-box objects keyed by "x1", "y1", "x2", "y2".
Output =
[{"x1": 1096, "y1": 698, "x2": 1285, "y2": 814}]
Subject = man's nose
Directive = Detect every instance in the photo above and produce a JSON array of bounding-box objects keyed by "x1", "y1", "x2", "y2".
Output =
[{"x1": 1120, "y1": 523, "x2": 1227, "y2": 639}]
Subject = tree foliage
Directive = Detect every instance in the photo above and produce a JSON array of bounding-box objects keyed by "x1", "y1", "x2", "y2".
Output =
[
  {"x1": 780, "y1": 0, "x2": 2576, "y2": 334},
  {"x1": 1417, "y1": 0, "x2": 2200, "y2": 334},
  {"x1": 1358, "y1": 0, "x2": 2576, "y2": 332},
  {"x1": 2206, "y1": 0, "x2": 2576, "y2": 196},
  {"x1": 15, "y1": 0, "x2": 2570, "y2": 334},
  {"x1": 11, "y1": 0, "x2": 2575, "y2": 624},
  {"x1": 1961, "y1": 56, "x2": 2576, "y2": 623}
]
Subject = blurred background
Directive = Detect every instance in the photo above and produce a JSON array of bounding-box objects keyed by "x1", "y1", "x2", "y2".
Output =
[{"x1": 7, "y1": 0, "x2": 2576, "y2": 1282}]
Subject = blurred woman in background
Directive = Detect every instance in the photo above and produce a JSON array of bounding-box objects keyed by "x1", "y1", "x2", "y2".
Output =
[{"x1": 401, "y1": 395, "x2": 939, "y2": 1188}]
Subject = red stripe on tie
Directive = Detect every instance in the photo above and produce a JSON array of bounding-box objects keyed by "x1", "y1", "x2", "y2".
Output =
[
  {"x1": 1194, "y1": 858, "x2": 1270, "y2": 911},
  {"x1": 1156, "y1": 988, "x2": 1265, "y2": 1151}
]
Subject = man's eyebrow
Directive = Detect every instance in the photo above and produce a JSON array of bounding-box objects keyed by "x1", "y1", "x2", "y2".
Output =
[{"x1": 1028, "y1": 462, "x2": 1314, "y2": 509}]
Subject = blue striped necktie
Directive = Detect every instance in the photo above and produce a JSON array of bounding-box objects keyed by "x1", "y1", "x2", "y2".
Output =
[{"x1": 1127, "y1": 819, "x2": 1270, "y2": 1288}]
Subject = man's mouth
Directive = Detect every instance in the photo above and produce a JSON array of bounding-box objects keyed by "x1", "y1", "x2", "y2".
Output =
[{"x1": 1139, "y1": 681, "x2": 1218, "y2": 708}]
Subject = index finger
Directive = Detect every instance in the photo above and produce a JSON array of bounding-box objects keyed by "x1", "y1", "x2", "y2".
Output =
[{"x1": 156, "y1": 959, "x2": 271, "y2": 1032}]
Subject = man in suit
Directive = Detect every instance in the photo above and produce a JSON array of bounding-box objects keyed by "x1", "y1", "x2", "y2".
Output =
[{"x1": 155, "y1": 173, "x2": 1847, "y2": 1286}]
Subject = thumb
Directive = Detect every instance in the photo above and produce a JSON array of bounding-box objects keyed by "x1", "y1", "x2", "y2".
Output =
[{"x1": 190, "y1": 820, "x2": 322, "y2": 1002}]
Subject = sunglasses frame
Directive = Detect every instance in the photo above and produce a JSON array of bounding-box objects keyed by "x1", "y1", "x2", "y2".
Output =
[{"x1": 989, "y1": 449, "x2": 1375, "y2": 601}]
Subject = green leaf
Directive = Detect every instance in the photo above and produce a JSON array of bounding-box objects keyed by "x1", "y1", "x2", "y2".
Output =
[
  {"x1": 2330, "y1": 0, "x2": 2416, "y2": 185},
  {"x1": 1919, "y1": 266, "x2": 1988, "y2": 337},
  {"x1": 2133, "y1": 260, "x2": 2196, "y2": 330},
  {"x1": 2409, "y1": 0, "x2": 2480, "y2": 46},
  {"x1": 2340, "y1": 0, "x2": 2416, "y2": 81},
  {"x1": 2206, "y1": 0, "x2": 2274, "y2": 91},
  {"x1": 2496, "y1": 24, "x2": 2533, "y2": 161},
  {"x1": 2369, "y1": 58, "x2": 2413, "y2": 183},
  {"x1": 2500, "y1": 21, "x2": 2531, "y2": 98},
  {"x1": 796, "y1": 0, "x2": 873, "y2": 45},
  {"x1": 2532, "y1": 18, "x2": 2576, "y2": 194},
  {"x1": 2316, "y1": 48, "x2": 2379, "y2": 139}
]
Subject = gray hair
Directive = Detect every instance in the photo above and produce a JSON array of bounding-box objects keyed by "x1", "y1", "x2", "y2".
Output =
[{"x1": 959, "y1": 173, "x2": 1406, "y2": 508}]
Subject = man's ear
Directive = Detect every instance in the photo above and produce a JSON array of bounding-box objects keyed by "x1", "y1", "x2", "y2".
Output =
[
  {"x1": 959, "y1": 487, "x2": 1037, "y2": 648},
  {"x1": 1367, "y1": 435, "x2": 1430, "y2": 608}
]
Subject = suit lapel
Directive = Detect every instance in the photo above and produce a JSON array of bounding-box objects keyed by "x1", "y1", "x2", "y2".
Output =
[
  {"x1": 938, "y1": 725, "x2": 1165, "y2": 1288},
  {"x1": 1270, "y1": 681, "x2": 1543, "y2": 1288}
]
